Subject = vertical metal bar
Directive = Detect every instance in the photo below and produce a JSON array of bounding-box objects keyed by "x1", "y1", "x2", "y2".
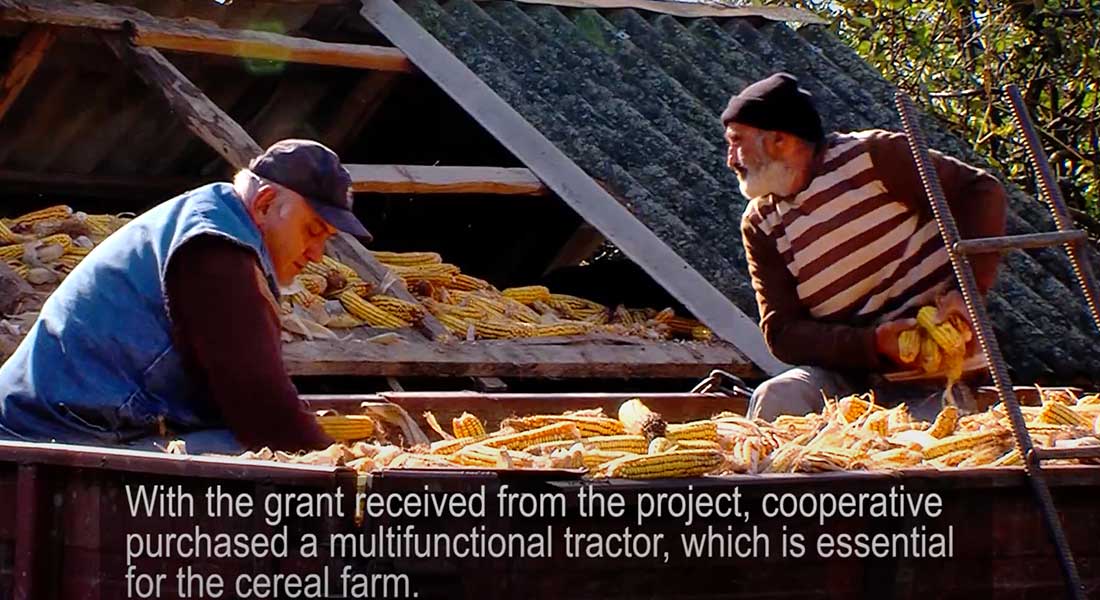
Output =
[
  {"x1": 895, "y1": 92, "x2": 1085, "y2": 600},
  {"x1": 1004, "y1": 84, "x2": 1100, "y2": 334}
]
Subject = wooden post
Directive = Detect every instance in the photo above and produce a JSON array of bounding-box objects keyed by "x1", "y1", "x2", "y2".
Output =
[
  {"x1": 101, "y1": 32, "x2": 261, "y2": 169},
  {"x1": 0, "y1": 25, "x2": 55, "y2": 123}
]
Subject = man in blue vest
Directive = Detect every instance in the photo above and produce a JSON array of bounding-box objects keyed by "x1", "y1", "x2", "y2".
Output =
[{"x1": 0, "y1": 140, "x2": 372, "y2": 453}]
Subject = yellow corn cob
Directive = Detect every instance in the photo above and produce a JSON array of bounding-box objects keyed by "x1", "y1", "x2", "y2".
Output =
[
  {"x1": 14, "y1": 205, "x2": 72, "y2": 227},
  {"x1": 549, "y1": 293, "x2": 605, "y2": 311},
  {"x1": 430, "y1": 435, "x2": 487, "y2": 455},
  {"x1": 916, "y1": 305, "x2": 940, "y2": 332},
  {"x1": 82, "y1": 215, "x2": 113, "y2": 237},
  {"x1": 948, "y1": 314, "x2": 973, "y2": 343},
  {"x1": 0, "y1": 220, "x2": 24, "y2": 244},
  {"x1": 65, "y1": 245, "x2": 91, "y2": 257},
  {"x1": 296, "y1": 273, "x2": 328, "y2": 296},
  {"x1": 583, "y1": 435, "x2": 648, "y2": 454},
  {"x1": 425, "y1": 298, "x2": 486, "y2": 321},
  {"x1": 648, "y1": 437, "x2": 675, "y2": 454},
  {"x1": 666, "y1": 421, "x2": 718, "y2": 442},
  {"x1": 287, "y1": 290, "x2": 325, "y2": 309},
  {"x1": 582, "y1": 449, "x2": 629, "y2": 470},
  {"x1": 501, "y1": 297, "x2": 542, "y2": 324},
  {"x1": 474, "y1": 318, "x2": 532, "y2": 339},
  {"x1": 483, "y1": 422, "x2": 579, "y2": 450},
  {"x1": 371, "y1": 251, "x2": 442, "y2": 266},
  {"x1": 929, "y1": 405, "x2": 959, "y2": 439},
  {"x1": 613, "y1": 305, "x2": 643, "y2": 326},
  {"x1": 37, "y1": 233, "x2": 73, "y2": 253},
  {"x1": 531, "y1": 322, "x2": 592, "y2": 337},
  {"x1": 321, "y1": 255, "x2": 360, "y2": 280},
  {"x1": 391, "y1": 263, "x2": 460, "y2": 283},
  {"x1": 933, "y1": 448, "x2": 975, "y2": 468},
  {"x1": 5, "y1": 260, "x2": 28, "y2": 278},
  {"x1": 862, "y1": 410, "x2": 890, "y2": 436},
  {"x1": 452, "y1": 444, "x2": 538, "y2": 468},
  {"x1": 338, "y1": 291, "x2": 411, "y2": 328},
  {"x1": 606, "y1": 449, "x2": 723, "y2": 479},
  {"x1": 462, "y1": 293, "x2": 508, "y2": 318},
  {"x1": 1037, "y1": 401, "x2": 1091, "y2": 428},
  {"x1": 434, "y1": 311, "x2": 473, "y2": 336},
  {"x1": 991, "y1": 448, "x2": 1023, "y2": 467},
  {"x1": 452, "y1": 412, "x2": 486, "y2": 439},
  {"x1": 898, "y1": 328, "x2": 921, "y2": 363},
  {"x1": 315, "y1": 415, "x2": 375, "y2": 441},
  {"x1": 618, "y1": 398, "x2": 668, "y2": 439},
  {"x1": 920, "y1": 337, "x2": 942, "y2": 373},
  {"x1": 666, "y1": 316, "x2": 704, "y2": 335},
  {"x1": 53, "y1": 254, "x2": 83, "y2": 272},
  {"x1": 957, "y1": 445, "x2": 1005, "y2": 468},
  {"x1": 917, "y1": 305, "x2": 965, "y2": 354},
  {"x1": 369, "y1": 295, "x2": 424, "y2": 322},
  {"x1": 839, "y1": 394, "x2": 880, "y2": 422},
  {"x1": 653, "y1": 308, "x2": 675, "y2": 323},
  {"x1": 922, "y1": 431, "x2": 999, "y2": 460},
  {"x1": 502, "y1": 415, "x2": 625, "y2": 437},
  {"x1": 0, "y1": 244, "x2": 24, "y2": 260},
  {"x1": 691, "y1": 326, "x2": 714, "y2": 341},
  {"x1": 449, "y1": 273, "x2": 492, "y2": 291},
  {"x1": 502, "y1": 286, "x2": 551, "y2": 304}
]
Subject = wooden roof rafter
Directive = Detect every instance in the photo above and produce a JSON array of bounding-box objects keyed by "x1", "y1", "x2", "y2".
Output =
[
  {"x1": 0, "y1": 24, "x2": 54, "y2": 123},
  {"x1": 0, "y1": 0, "x2": 414, "y2": 72}
]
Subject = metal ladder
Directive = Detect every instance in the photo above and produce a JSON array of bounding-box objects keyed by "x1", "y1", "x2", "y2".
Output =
[{"x1": 895, "y1": 85, "x2": 1100, "y2": 600}]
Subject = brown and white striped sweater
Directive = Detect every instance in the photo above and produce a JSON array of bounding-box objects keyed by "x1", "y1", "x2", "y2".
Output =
[{"x1": 741, "y1": 130, "x2": 1007, "y2": 370}]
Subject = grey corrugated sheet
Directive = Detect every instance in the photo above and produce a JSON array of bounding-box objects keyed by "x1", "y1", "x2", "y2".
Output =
[{"x1": 405, "y1": 0, "x2": 1100, "y2": 383}]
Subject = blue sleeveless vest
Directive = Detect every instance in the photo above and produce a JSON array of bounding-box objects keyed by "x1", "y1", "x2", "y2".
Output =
[{"x1": 0, "y1": 183, "x2": 280, "y2": 449}]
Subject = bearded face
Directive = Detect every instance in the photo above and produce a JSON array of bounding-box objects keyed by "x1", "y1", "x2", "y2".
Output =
[{"x1": 725, "y1": 124, "x2": 801, "y2": 199}]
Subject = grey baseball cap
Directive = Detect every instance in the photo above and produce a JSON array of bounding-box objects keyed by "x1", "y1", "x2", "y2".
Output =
[{"x1": 248, "y1": 139, "x2": 372, "y2": 242}]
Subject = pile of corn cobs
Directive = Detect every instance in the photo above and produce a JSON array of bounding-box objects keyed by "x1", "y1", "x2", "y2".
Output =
[
  {"x1": 229, "y1": 392, "x2": 1100, "y2": 479},
  {"x1": 281, "y1": 250, "x2": 713, "y2": 342},
  {"x1": 1, "y1": 205, "x2": 130, "y2": 287}
]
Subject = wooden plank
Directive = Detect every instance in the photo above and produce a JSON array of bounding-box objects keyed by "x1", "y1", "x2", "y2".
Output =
[
  {"x1": 322, "y1": 71, "x2": 401, "y2": 153},
  {"x1": 0, "y1": 25, "x2": 54, "y2": 123},
  {"x1": 101, "y1": 33, "x2": 261, "y2": 169},
  {"x1": 284, "y1": 336, "x2": 752, "y2": 378},
  {"x1": 359, "y1": 0, "x2": 783, "y2": 376},
  {"x1": 0, "y1": 0, "x2": 414, "y2": 72},
  {"x1": 346, "y1": 164, "x2": 548, "y2": 195}
]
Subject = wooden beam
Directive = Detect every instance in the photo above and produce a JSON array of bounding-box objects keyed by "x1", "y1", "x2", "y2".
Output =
[
  {"x1": 284, "y1": 336, "x2": 754, "y2": 378},
  {"x1": 0, "y1": 25, "x2": 54, "y2": 123},
  {"x1": 544, "y1": 221, "x2": 606, "y2": 274},
  {"x1": 346, "y1": 164, "x2": 548, "y2": 195},
  {"x1": 360, "y1": 0, "x2": 784, "y2": 376},
  {"x1": 0, "y1": 0, "x2": 414, "y2": 72},
  {"x1": 101, "y1": 33, "x2": 261, "y2": 169}
]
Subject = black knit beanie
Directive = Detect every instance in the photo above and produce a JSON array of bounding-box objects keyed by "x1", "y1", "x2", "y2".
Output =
[{"x1": 721, "y1": 72, "x2": 824, "y2": 144}]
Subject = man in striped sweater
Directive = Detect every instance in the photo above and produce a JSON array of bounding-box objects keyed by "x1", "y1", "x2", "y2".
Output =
[{"x1": 725, "y1": 73, "x2": 1008, "y2": 421}]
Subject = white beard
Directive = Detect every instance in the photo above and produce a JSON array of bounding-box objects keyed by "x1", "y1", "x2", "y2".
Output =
[{"x1": 737, "y1": 158, "x2": 800, "y2": 199}]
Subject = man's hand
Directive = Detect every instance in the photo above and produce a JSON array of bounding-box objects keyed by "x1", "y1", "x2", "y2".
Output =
[{"x1": 875, "y1": 318, "x2": 919, "y2": 368}]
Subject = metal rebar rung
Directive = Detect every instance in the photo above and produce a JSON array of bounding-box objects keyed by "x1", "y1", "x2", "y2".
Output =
[
  {"x1": 954, "y1": 230, "x2": 1087, "y2": 255},
  {"x1": 1036, "y1": 446, "x2": 1100, "y2": 461},
  {"x1": 895, "y1": 91, "x2": 1086, "y2": 600}
]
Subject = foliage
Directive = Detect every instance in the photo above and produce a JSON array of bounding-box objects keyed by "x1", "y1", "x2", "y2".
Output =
[{"x1": 779, "y1": 0, "x2": 1100, "y2": 236}]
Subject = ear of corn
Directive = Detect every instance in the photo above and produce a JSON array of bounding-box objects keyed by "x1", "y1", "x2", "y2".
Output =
[
  {"x1": 1038, "y1": 401, "x2": 1092, "y2": 428},
  {"x1": 618, "y1": 398, "x2": 668, "y2": 440},
  {"x1": 316, "y1": 415, "x2": 375, "y2": 441},
  {"x1": 920, "y1": 337, "x2": 942, "y2": 374},
  {"x1": 296, "y1": 273, "x2": 328, "y2": 296},
  {"x1": 531, "y1": 322, "x2": 592, "y2": 337},
  {"x1": 502, "y1": 415, "x2": 625, "y2": 437},
  {"x1": 450, "y1": 273, "x2": 492, "y2": 291},
  {"x1": 452, "y1": 412, "x2": 486, "y2": 439},
  {"x1": 372, "y1": 251, "x2": 442, "y2": 266},
  {"x1": 922, "y1": 431, "x2": 999, "y2": 460},
  {"x1": 502, "y1": 286, "x2": 551, "y2": 304},
  {"x1": 605, "y1": 449, "x2": 723, "y2": 479},
  {"x1": 648, "y1": 437, "x2": 675, "y2": 454},
  {"x1": 582, "y1": 449, "x2": 629, "y2": 470},
  {"x1": 928, "y1": 406, "x2": 959, "y2": 438},
  {"x1": 430, "y1": 436, "x2": 487, "y2": 456},
  {"x1": 483, "y1": 422, "x2": 580, "y2": 450},
  {"x1": 898, "y1": 328, "x2": 921, "y2": 363},
  {"x1": 0, "y1": 244, "x2": 25, "y2": 260},
  {"x1": 666, "y1": 421, "x2": 719, "y2": 442},
  {"x1": 37, "y1": 233, "x2": 73, "y2": 253},
  {"x1": 14, "y1": 205, "x2": 72, "y2": 227},
  {"x1": 582, "y1": 435, "x2": 648, "y2": 454},
  {"x1": 369, "y1": 295, "x2": 424, "y2": 322},
  {"x1": 338, "y1": 291, "x2": 411, "y2": 328}
]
